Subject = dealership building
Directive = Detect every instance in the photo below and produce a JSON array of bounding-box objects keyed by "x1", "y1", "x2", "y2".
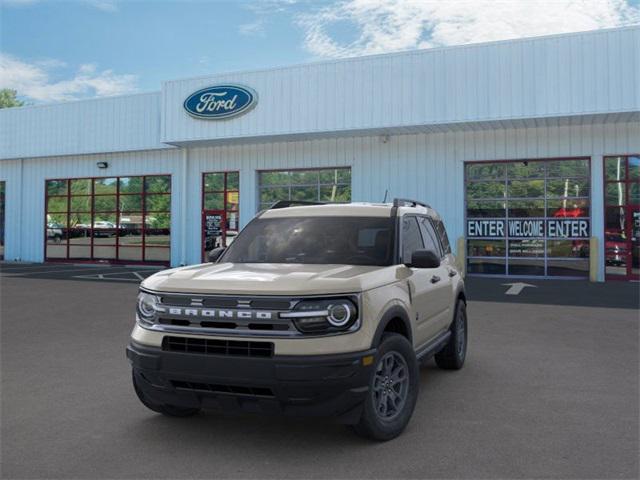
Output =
[{"x1": 0, "y1": 26, "x2": 638, "y2": 281}]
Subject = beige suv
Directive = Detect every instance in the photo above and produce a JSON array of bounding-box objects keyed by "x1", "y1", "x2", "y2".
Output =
[{"x1": 127, "y1": 199, "x2": 467, "y2": 440}]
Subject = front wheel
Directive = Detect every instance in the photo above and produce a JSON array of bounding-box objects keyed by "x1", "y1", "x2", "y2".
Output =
[
  {"x1": 434, "y1": 300, "x2": 467, "y2": 370},
  {"x1": 351, "y1": 333, "x2": 419, "y2": 441}
]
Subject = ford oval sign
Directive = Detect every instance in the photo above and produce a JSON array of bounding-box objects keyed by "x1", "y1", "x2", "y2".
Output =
[{"x1": 183, "y1": 85, "x2": 257, "y2": 120}]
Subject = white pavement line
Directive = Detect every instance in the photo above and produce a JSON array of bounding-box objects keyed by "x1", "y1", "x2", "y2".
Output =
[
  {"x1": 72, "y1": 274, "x2": 140, "y2": 282},
  {"x1": 72, "y1": 271, "x2": 145, "y2": 281},
  {"x1": 72, "y1": 264, "x2": 108, "y2": 268},
  {"x1": 124, "y1": 264, "x2": 165, "y2": 270},
  {"x1": 0, "y1": 266, "x2": 81, "y2": 274},
  {"x1": 502, "y1": 282, "x2": 537, "y2": 295},
  {"x1": 0, "y1": 266, "x2": 137, "y2": 276}
]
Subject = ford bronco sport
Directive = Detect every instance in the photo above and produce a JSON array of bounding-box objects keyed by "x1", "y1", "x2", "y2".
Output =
[{"x1": 127, "y1": 199, "x2": 467, "y2": 440}]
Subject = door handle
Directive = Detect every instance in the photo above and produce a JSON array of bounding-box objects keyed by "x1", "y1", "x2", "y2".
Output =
[
  {"x1": 430, "y1": 275, "x2": 441, "y2": 284},
  {"x1": 448, "y1": 269, "x2": 457, "y2": 277}
]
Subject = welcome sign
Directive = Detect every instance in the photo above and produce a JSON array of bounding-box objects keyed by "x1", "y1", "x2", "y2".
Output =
[
  {"x1": 184, "y1": 85, "x2": 257, "y2": 120},
  {"x1": 467, "y1": 219, "x2": 590, "y2": 238}
]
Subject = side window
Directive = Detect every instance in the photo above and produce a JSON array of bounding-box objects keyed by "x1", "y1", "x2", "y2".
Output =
[
  {"x1": 402, "y1": 216, "x2": 424, "y2": 264},
  {"x1": 434, "y1": 219, "x2": 451, "y2": 254},
  {"x1": 418, "y1": 217, "x2": 442, "y2": 257}
]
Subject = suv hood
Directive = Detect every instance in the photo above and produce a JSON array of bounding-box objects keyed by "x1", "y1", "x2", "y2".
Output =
[{"x1": 142, "y1": 262, "x2": 399, "y2": 295}]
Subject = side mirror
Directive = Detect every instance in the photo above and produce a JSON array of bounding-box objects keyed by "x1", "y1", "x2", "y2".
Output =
[
  {"x1": 406, "y1": 249, "x2": 440, "y2": 269},
  {"x1": 208, "y1": 247, "x2": 226, "y2": 263}
]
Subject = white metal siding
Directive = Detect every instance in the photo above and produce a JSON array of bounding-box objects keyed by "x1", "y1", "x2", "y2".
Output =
[
  {"x1": 0, "y1": 92, "x2": 168, "y2": 160},
  {"x1": 2, "y1": 119, "x2": 638, "y2": 280},
  {"x1": 0, "y1": 149, "x2": 183, "y2": 264},
  {"x1": 162, "y1": 27, "x2": 639, "y2": 145},
  {"x1": 183, "y1": 121, "x2": 639, "y2": 278}
]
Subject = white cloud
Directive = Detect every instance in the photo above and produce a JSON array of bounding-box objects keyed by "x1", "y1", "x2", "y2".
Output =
[
  {"x1": 0, "y1": 53, "x2": 138, "y2": 102},
  {"x1": 297, "y1": 0, "x2": 640, "y2": 58},
  {"x1": 245, "y1": 0, "x2": 298, "y2": 15},
  {"x1": 83, "y1": 0, "x2": 118, "y2": 12},
  {"x1": 239, "y1": 19, "x2": 266, "y2": 36}
]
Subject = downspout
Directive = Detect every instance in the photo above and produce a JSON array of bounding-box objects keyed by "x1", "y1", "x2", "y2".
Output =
[{"x1": 18, "y1": 158, "x2": 24, "y2": 262}]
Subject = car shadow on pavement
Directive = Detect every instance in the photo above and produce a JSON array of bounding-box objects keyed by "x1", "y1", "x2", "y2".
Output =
[{"x1": 125, "y1": 364, "x2": 447, "y2": 446}]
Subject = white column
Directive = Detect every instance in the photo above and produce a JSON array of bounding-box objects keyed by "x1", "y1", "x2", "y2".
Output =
[
  {"x1": 591, "y1": 155, "x2": 605, "y2": 282},
  {"x1": 239, "y1": 168, "x2": 256, "y2": 229},
  {"x1": 180, "y1": 148, "x2": 188, "y2": 266}
]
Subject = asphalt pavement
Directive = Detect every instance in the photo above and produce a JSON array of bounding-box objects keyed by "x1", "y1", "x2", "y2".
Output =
[{"x1": 1, "y1": 263, "x2": 638, "y2": 479}]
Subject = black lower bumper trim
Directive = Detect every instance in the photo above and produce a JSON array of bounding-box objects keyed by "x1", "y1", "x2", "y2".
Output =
[{"x1": 127, "y1": 341, "x2": 376, "y2": 423}]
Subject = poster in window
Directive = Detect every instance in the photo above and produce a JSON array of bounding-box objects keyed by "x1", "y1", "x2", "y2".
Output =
[{"x1": 204, "y1": 214, "x2": 223, "y2": 251}]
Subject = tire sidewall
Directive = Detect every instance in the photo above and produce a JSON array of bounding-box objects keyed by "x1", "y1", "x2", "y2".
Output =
[
  {"x1": 361, "y1": 334, "x2": 419, "y2": 440},
  {"x1": 455, "y1": 301, "x2": 468, "y2": 366}
]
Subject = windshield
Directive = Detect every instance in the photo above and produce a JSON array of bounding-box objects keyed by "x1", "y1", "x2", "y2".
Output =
[{"x1": 221, "y1": 216, "x2": 395, "y2": 266}]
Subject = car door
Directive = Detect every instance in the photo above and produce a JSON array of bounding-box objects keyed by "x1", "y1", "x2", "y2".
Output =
[
  {"x1": 400, "y1": 216, "x2": 447, "y2": 347},
  {"x1": 418, "y1": 216, "x2": 454, "y2": 333}
]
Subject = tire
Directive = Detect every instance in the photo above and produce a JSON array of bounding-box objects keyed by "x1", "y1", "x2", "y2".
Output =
[
  {"x1": 132, "y1": 371, "x2": 200, "y2": 418},
  {"x1": 434, "y1": 300, "x2": 467, "y2": 370},
  {"x1": 351, "y1": 333, "x2": 419, "y2": 441}
]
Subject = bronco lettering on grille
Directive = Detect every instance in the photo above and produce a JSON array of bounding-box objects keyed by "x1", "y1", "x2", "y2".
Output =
[{"x1": 157, "y1": 307, "x2": 273, "y2": 320}]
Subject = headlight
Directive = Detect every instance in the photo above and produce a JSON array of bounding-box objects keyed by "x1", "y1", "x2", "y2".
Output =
[
  {"x1": 136, "y1": 291, "x2": 159, "y2": 325},
  {"x1": 281, "y1": 298, "x2": 358, "y2": 334}
]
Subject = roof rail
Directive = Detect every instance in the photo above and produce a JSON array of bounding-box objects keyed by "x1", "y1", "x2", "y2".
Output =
[
  {"x1": 392, "y1": 198, "x2": 431, "y2": 209},
  {"x1": 269, "y1": 200, "x2": 326, "y2": 210}
]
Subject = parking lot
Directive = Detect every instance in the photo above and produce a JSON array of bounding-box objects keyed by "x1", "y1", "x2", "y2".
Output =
[{"x1": 1, "y1": 262, "x2": 638, "y2": 479}]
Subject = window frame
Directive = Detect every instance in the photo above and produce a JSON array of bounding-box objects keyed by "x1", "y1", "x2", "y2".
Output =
[
  {"x1": 418, "y1": 216, "x2": 444, "y2": 258},
  {"x1": 399, "y1": 215, "x2": 426, "y2": 265},
  {"x1": 256, "y1": 167, "x2": 351, "y2": 210},
  {"x1": 464, "y1": 157, "x2": 592, "y2": 278},
  {"x1": 433, "y1": 218, "x2": 451, "y2": 255},
  {"x1": 201, "y1": 171, "x2": 240, "y2": 261},
  {"x1": 0, "y1": 181, "x2": 4, "y2": 260},
  {"x1": 44, "y1": 174, "x2": 171, "y2": 265},
  {"x1": 602, "y1": 154, "x2": 640, "y2": 280}
]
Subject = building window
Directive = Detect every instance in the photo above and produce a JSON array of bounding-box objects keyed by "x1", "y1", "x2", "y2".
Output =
[
  {"x1": 0, "y1": 181, "x2": 5, "y2": 260},
  {"x1": 465, "y1": 158, "x2": 591, "y2": 277},
  {"x1": 45, "y1": 175, "x2": 171, "y2": 264},
  {"x1": 202, "y1": 171, "x2": 239, "y2": 259},
  {"x1": 603, "y1": 155, "x2": 639, "y2": 280},
  {"x1": 258, "y1": 168, "x2": 351, "y2": 210}
]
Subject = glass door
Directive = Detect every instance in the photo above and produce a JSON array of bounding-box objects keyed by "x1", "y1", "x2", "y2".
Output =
[
  {"x1": 604, "y1": 155, "x2": 639, "y2": 280},
  {"x1": 631, "y1": 206, "x2": 639, "y2": 278},
  {"x1": 0, "y1": 181, "x2": 5, "y2": 260},
  {"x1": 202, "y1": 172, "x2": 239, "y2": 261}
]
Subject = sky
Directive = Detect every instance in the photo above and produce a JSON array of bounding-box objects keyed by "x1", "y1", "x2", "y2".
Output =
[{"x1": 1, "y1": 0, "x2": 639, "y2": 104}]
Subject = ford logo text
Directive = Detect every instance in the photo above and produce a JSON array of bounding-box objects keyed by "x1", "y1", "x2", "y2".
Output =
[{"x1": 183, "y1": 85, "x2": 257, "y2": 120}]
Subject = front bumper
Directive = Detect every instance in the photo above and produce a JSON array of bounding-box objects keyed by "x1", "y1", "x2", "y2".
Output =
[{"x1": 126, "y1": 341, "x2": 376, "y2": 424}]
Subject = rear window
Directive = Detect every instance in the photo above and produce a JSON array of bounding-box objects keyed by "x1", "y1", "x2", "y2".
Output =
[{"x1": 222, "y1": 216, "x2": 395, "y2": 266}]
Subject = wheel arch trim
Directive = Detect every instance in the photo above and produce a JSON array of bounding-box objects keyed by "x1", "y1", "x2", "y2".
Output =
[{"x1": 371, "y1": 305, "x2": 413, "y2": 348}]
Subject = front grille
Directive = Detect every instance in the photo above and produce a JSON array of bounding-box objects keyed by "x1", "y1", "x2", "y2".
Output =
[
  {"x1": 144, "y1": 292, "x2": 358, "y2": 338},
  {"x1": 171, "y1": 380, "x2": 274, "y2": 397},
  {"x1": 162, "y1": 336, "x2": 274, "y2": 357},
  {"x1": 157, "y1": 318, "x2": 291, "y2": 332},
  {"x1": 248, "y1": 299, "x2": 292, "y2": 310},
  {"x1": 151, "y1": 294, "x2": 298, "y2": 336}
]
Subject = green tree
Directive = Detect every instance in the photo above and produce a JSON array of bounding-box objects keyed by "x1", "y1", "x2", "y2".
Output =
[{"x1": 0, "y1": 89, "x2": 24, "y2": 109}]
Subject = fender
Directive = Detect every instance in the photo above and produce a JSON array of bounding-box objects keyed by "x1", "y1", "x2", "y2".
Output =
[{"x1": 370, "y1": 305, "x2": 413, "y2": 348}]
